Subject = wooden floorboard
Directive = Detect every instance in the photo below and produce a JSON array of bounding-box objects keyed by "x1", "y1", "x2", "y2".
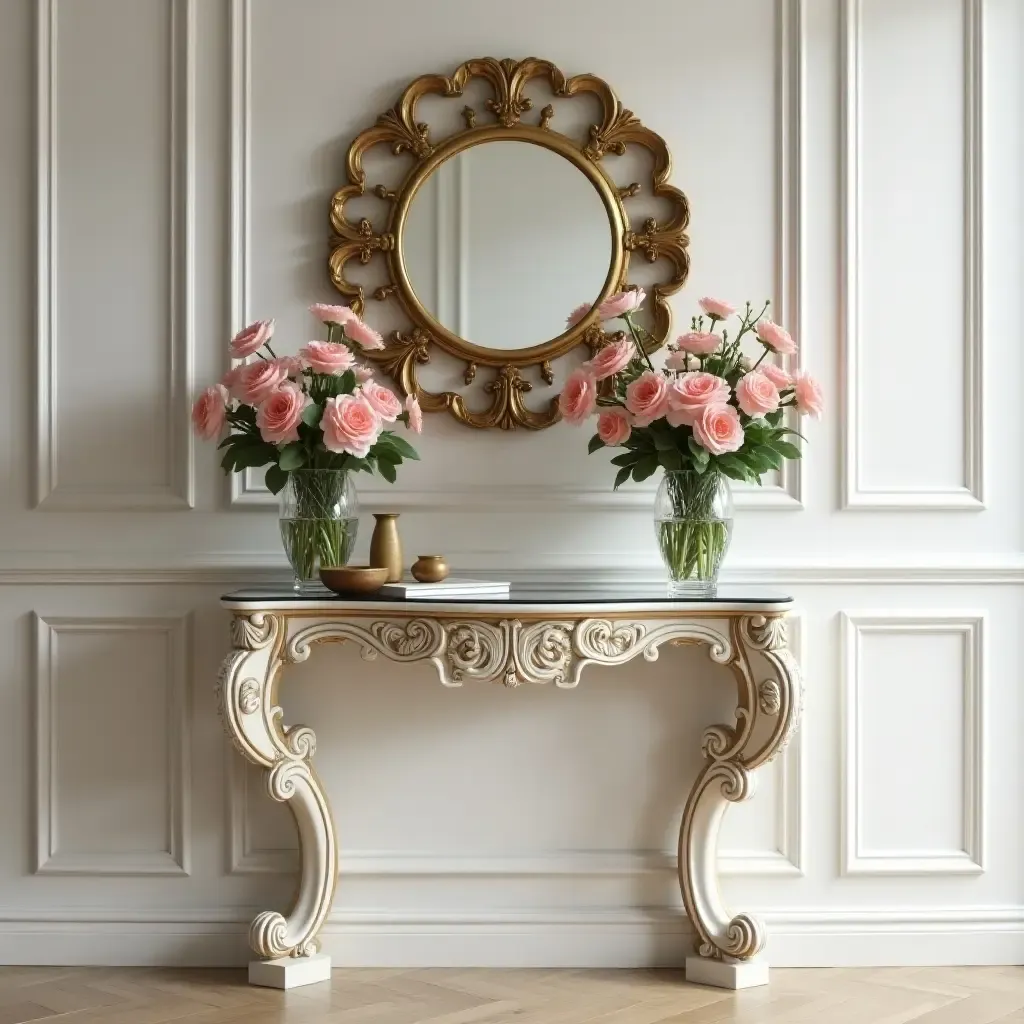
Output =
[{"x1": 0, "y1": 966, "x2": 1022, "y2": 1023}]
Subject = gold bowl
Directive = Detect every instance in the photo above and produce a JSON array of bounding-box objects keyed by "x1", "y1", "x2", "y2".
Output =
[{"x1": 319, "y1": 565, "x2": 389, "y2": 595}]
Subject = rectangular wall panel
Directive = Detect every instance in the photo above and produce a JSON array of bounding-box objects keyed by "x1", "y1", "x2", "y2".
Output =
[
  {"x1": 841, "y1": 611, "x2": 984, "y2": 875},
  {"x1": 36, "y1": 0, "x2": 194, "y2": 509},
  {"x1": 34, "y1": 613, "x2": 190, "y2": 875},
  {"x1": 841, "y1": 0, "x2": 983, "y2": 508}
]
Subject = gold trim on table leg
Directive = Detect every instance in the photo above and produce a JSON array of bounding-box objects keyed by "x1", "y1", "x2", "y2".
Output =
[
  {"x1": 677, "y1": 613, "x2": 802, "y2": 962},
  {"x1": 218, "y1": 613, "x2": 338, "y2": 960}
]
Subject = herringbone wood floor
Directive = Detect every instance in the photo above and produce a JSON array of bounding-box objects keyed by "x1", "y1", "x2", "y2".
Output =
[{"x1": 1, "y1": 966, "x2": 1023, "y2": 1024}]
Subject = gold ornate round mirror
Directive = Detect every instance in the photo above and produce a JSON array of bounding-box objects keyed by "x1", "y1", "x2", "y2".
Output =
[{"x1": 328, "y1": 57, "x2": 690, "y2": 430}]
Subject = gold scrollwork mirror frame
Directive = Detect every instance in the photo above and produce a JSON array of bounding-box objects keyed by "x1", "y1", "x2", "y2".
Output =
[{"x1": 328, "y1": 57, "x2": 690, "y2": 430}]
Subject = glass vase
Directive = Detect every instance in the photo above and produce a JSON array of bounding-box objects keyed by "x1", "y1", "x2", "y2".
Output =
[
  {"x1": 278, "y1": 469, "x2": 359, "y2": 592},
  {"x1": 653, "y1": 470, "x2": 733, "y2": 598}
]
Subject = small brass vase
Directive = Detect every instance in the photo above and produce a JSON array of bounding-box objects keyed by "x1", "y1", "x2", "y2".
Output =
[
  {"x1": 411, "y1": 555, "x2": 449, "y2": 583},
  {"x1": 369, "y1": 513, "x2": 403, "y2": 583}
]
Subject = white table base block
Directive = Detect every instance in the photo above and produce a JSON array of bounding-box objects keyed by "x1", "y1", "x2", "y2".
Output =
[
  {"x1": 248, "y1": 954, "x2": 332, "y2": 989},
  {"x1": 685, "y1": 956, "x2": 770, "y2": 989}
]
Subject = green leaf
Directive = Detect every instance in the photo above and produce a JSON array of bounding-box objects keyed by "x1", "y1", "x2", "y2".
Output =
[
  {"x1": 375, "y1": 446, "x2": 403, "y2": 465},
  {"x1": 632, "y1": 453, "x2": 660, "y2": 482},
  {"x1": 772, "y1": 439, "x2": 802, "y2": 460},
  {"x1": 659, "y1": 448, "x2": 684, "y2": 471},
  {"x1": 233, "y1": 442, "x2": 277, "y2": 470},
  {"x1": 650, "y1": 424, "x2": 677, "y2": 451},
  {"x1": 378, "y1": 458, "x2": 397, "y2": 484},
  {"x1": 379, "y1": 432, "x2": 420, "y2": 460},
  {"x1": 610, "y1": 451, "x2": 642, "y2": 467},
  {"x1": 220, "y1": 448, "x2": 237, "y2": 473},
  {"x1": 613, "y1": 466, "x2": 632, "y2": 489},
  {"x1": 587, "y1": 434, "x2": 606, "y2": 454},
  {"x1": 337, "y1": 370, "x2": 356, "y2": 395},
  {"x1": 301, "y1": 402, "x2": 322, "y2": 428},
  {"x1": 766, "y1": 409, "x2": 784, "y2": 427},
  {"x1": 265, "y1": 464, "x2": 289, "y2": 495},
  {"x1": 278, "y1": 443, "x2": 307, "y2": 471}
]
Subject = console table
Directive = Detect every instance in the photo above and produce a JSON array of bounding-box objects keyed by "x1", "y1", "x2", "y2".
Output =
[{"x1": 217, "y1": 586, "x2": 801, "y2": 990}]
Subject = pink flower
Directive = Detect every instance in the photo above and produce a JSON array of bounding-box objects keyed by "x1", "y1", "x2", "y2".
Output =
[
  {"x1": 300, "y1": 340, "x2": 354, "y2": 375},
  {"x1": 585, "y1": 338, "x2": 635, "y2": 381},
  {"x1": 759, "y1": 361, "x2": 793, "y2": 389},
  {"x1": 698, "y1": 297, "x2": 736, "y2": 320},
  {"x1": 405, "y1": 394, "x2": 423, "y2": 434},
  {"x1": 353, "y1": 364, "x2": 375, "y2": 384},
  {"x1": 664, "y1": 372, "x2": 731, "y2": 427},
  {"x1": 692, "y1": 403, "x2": 745, "y2": 456},
  {"x1": 735, "y1": 371, "x2": 780, "y2": 418},
  {"x1": 665, "y1": 350, "x2": 695, "y2": 372},
  {"x1": 256, "y1": 382, "x2": 308, "y2": 444},
  {"x1": 191, "y1": 385, "x2": 228, "y2": 440},
  {"x1": 220, "y1": 363, "x2": 243, "y2": 391},
  {"x1": 566, "y1": 302, "x2": 592, "y2": 328},
  {"x1": 310, "y1": 303, "x2": 358, "y2": 326},
  {"x1": 361, "y1": 380, "x2": 402, "y2": 422},
  {"x1": 272, "y1": 355, "x2": 303, "y2": 378},
  {"x1": 755, "y1": 319, "x2": 797, "y2": 355},
  {"x1": 344, "y1": 317, "x2": 385, "y2": 350},
  {"x1": 229, "y1": 359, "x2": 289, "y2": 406},
  {"x1": 624, "y1": 370, "x2": 671, "y2": 426},
  {"x1": 792, "y1": 371, "x2": 824, "y2": 418},
  {"x1": 597, "y1": 408, "x2": 632, "y2": 446},
  {"x1": 597, "y1": 287, "x2": 646, "y2": 321},
  {"x1": 229, "y1": 319, "x2": 274, "y2": 359},
  {"x1": 558, "y1": 367, "x2": 598, "y2": 425},
  {"x1": 675, "y1": 331, "x2": 721, "y2": 356},
  {"x1": 321, "y1": 393, "x2": 382, "y2": 457}
]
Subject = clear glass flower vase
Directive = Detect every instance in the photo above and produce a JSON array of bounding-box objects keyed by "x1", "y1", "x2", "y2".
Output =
[
  {"x1": 278, "y1": 469, "x2": 359, "y2": 592},
  {"x1": 653, "y1": 470, "x2": 733, "y2": 598}
]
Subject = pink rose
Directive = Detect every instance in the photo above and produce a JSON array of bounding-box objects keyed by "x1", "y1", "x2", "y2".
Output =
[
  {"x1": 191, "y1": 385, "x2": 228, "y2": 440},
  {"x1": 665, "y1": 350, "x2": 695, "y2": 372},
  {"x1": 558, "y1": 367, "x2": 598, "y2": 425},
  {"x1": 698, "y1": 297, "x2": 736, "y2": 320},
  {"x1": 272, "y1": 355, "x2": 303, "y2": 378},
  {"x1": 675, "y1": 331, "x2": 721, "y2": 356},
  {"x1": 585, "y1": 338, "x2": 635, "y2": 381},
  {"x1": 405, "y1": 394, "x2": 423, "y2": 434},
  {"x1": 759, "y1": 361, "x2": 793, "y2": 389},
  {"x1": 735, "y1": 371, "x2": 780, "y2": 418},
  {"x1": 566, "y1": 302, "x2": 592, "y2": 328},
  {"x1": 597, "y1": 408, "x2": 631, "y2": 446},
  {"x1": 692, "y1": 403, "x2": 745, "y2": 456},
  {"x1": 310, "y1": 303, "x2": 358, "y2": 326},
  {"x1": 353, "y1": 364, "x2": 375, "y2": 384},
  {"x1": 792, "y1": 371, "x2": 824, "y2": 418},
  {"x1": 596, "y1": 287, "x2": 645, "y2": 321},
  {"x1": 664, "y1": 372, "x2": 731, "y2": 427},
  {"x1": 344, "y1": 317, "x2": 385, "y2": 350},
  {"x1": 624, "y1": 370, "x2": 670, "y2": 426},
  {"x1": 321, "y1": 393, "x2": 382, "y2": 457},
  {"x1": 220, "y1": 363, "x2": 243, "y2": 391},
  {"x1": 230, "y1": 359, "x2": 289, "y2": 406},
  {"x1": 755, "y1": 319, "x2": 797, "y2": 355},
  {"x1": 256, "y1": 382, "x2": 308, "y2": 444},
  {"x1": 300, "y1": 340, "x2": 355, "y2": 374},
  {"x1": 361, "y1": 380, "x2": 402, "y2": 422},
  {"x1": 229, "y1": 319, "x2": 274, "y2": 359}
]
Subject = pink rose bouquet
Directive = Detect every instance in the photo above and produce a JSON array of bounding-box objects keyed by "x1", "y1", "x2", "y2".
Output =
[
  {"x1": 192, "y1": 305, "x2": 423, "y2": 581},
  {"x1": 558, "y1": 292, "x2": 822, "y2": 590}
]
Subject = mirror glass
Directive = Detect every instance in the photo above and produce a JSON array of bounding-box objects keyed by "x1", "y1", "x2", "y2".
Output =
[{"x1": 402, "y1": 140, "x2": 613, "y2": 351}]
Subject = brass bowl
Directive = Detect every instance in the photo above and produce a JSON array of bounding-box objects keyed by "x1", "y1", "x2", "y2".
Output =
[{"x1": 319, "y1": 566, "x2": 389, "y2": 595}]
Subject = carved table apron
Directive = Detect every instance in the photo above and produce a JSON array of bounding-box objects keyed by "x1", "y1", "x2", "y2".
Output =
[{"x1": 218, "y1": 589, "x2": 801, "y2": 990}]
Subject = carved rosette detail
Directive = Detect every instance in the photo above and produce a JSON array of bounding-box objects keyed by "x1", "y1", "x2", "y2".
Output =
[
  {"x1": 237, "y1": 678, "x2": 261, "y2": 715},
  {"x1": 758, "y1": 679, "x2": 782, "y2": 716},
  {"x1": 329, "y1": 56, "x2": 689, "y2": 430}
]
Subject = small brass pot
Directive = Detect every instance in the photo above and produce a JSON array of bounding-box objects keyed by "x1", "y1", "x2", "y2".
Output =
[{"x1": 411, "y1": 555, "x2": 449, "y2": 583}]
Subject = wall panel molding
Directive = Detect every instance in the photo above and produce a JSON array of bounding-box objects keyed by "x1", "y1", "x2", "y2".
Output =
[
  {"x1": 35, "y1": 0, "x2": 195, "y2": 510},
  {"x1": 33, "y1": 613, "x2": 191, "y2": 875},
  {"x1": 840, "y1": 610, "x2": 985, "y2": 876},
  {"x1": 840, "y1": 0, "x2": 984, "y2": 510},
  {"x1": 227, "y1": 0, "x2": 805, "y2": 511}
]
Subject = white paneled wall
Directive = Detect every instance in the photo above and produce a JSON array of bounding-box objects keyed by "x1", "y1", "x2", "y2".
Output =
[{"x1": 0, "y1": 0, "x2": 1021, "y2": 969}]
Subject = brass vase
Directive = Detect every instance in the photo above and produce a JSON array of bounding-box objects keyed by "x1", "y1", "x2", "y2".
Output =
[{"x1": 369, "y1": 513, "x2": 403, "y2": 583}]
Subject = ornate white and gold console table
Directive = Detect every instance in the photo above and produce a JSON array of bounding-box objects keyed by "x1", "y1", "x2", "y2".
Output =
[{"x1": 218, "y1": 586, "x2": 801, "y2": 990}]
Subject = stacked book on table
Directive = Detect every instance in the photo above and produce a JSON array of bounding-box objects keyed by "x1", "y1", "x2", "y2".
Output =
[{"x1": 378, "y1": 578, "x2": 510, "y2": 600}]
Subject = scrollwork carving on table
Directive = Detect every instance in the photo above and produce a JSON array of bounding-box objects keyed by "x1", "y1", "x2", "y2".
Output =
[
  {"x1": 328, "y1": 56, "x2": 690, "y2": 430},
  {"x1": 218, "y1": 604, "x2": 801, "y2": 973}
]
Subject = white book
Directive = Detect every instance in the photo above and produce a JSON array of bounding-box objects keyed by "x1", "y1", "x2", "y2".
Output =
[{"x1": 379, "y1": 578, "x2": 510, "y2": 598}]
